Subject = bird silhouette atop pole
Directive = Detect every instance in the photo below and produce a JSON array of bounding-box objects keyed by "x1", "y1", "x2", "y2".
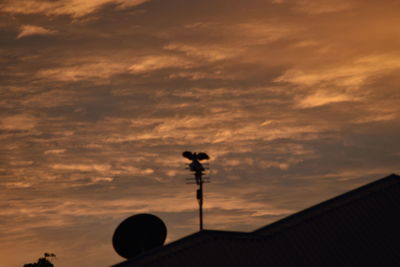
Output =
[{"x1": 182, "y1": 151, "x2": 210, "y2": 231}]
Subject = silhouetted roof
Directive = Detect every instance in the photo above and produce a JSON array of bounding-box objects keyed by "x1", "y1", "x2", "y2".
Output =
[
  {"x1": 112, "y1": 230, "x2": 272, "y2": 267},
  {"x1": 112, "y1": 174, "x2": 400, "y2": 267}
]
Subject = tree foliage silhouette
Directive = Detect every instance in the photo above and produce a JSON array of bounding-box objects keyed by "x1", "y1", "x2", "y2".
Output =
[{"x1": 23, "y1": 253, "x2": 56, "y2": 267}]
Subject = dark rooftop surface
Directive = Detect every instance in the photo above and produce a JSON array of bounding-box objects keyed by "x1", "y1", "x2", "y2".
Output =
[{"x1": 113, "y1": 174, "x2": 400, "y2": 267}]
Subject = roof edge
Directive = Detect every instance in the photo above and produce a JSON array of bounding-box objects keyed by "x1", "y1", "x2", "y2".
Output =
[
  {"x1": 253, "y1": 173, "x2": 399, "y2": 235},
  {"x1": 111, "y1": 230, "x2": 260, "y2": 267}
]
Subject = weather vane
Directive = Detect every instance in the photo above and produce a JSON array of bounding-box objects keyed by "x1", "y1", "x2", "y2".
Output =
[{"x1": 182, "y1": 151, "x2": 210, "y2": 231}]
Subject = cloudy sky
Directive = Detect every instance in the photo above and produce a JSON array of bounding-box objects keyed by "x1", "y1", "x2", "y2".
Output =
[{"x1": 1, "y1": 0, "x2": 400, "y2": 266}]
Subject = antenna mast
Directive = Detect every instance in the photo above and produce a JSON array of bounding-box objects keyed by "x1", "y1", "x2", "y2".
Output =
[{"x1": 182, "y1": 151, "x2": 210, "y2": 231}]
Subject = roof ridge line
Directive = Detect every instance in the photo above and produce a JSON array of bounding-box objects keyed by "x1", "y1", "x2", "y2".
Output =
[{"x1": 253, "y1": 173, "x2": 399, "y2": 235}]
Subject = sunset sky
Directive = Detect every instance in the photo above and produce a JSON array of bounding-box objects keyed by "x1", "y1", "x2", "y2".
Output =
[{"x1": 1, "y1": 0, "x2": 400, "y2": 266}]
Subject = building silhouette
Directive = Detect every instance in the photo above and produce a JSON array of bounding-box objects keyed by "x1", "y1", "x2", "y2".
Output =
[{"x1": 112, "y1": 174, "x2": 400, "y2": 267}]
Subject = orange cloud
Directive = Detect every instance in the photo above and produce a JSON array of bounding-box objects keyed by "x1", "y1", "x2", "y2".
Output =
[
  {"x1": 17, "y1": 25, "x2": 56, "y2": 39},
  {"x1": 276, "y1": 54, "x2": 400, "y2": 88},
  {"x1": 36, "y1": 61, "x2": 129, "y2": 81},
  {"x1": 0, "y1": 114, "x2": 37, "y2": 130},
  {"x1": 128, "y1": 55, "x2": 192, "y2": 73},
  {"x1": 164, "y1": 43, "x2": 241, "y2": 62},
  {"x1": 0, "y1": 0, "x2": 149, "y2": 18},
  {"x1": 52, "y1": 163, "x2": 111, "y2": 172},
  {"x1": 294, "y1": 0, "x2": 354, "y2": 14},
  {"x1": 44, "y1": 149, "x2": 67, "y2": 155},
  {"x1": 296, "y1": 91, "x2": 357, "y2": 108}
]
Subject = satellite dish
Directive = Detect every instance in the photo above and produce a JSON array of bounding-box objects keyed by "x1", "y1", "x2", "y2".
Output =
[{"x1": 112, "y1": 214, "x2": 167, "y2": 259}]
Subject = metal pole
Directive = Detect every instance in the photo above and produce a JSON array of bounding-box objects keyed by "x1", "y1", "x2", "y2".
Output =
[
  {"x1": 183, "y1": 151, "x2": 209, "y2": 232},
  {"x1": 199, "y1": 181, "x2": 203, "y2": 231},
  {"x1": 196, "y1": 172, "x2": 203, "y2": 231}
]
